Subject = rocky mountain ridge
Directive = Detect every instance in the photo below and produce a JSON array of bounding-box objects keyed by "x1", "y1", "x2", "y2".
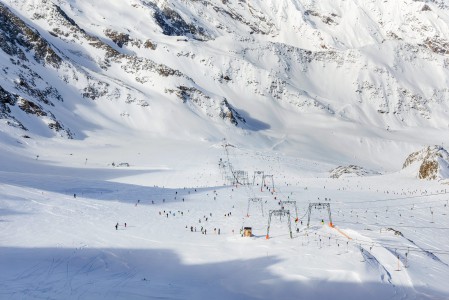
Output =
[{"x1": 403, "y1": 145, "x2": 449, "y2": 180}]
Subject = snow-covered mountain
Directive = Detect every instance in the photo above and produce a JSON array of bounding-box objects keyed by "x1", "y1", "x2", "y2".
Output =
[
  {"x1": 1, "y1": 0, "x2": 449, "y2": 169},
  {"x1": 2, "y1": 2, "x2": 449, "y2": 299}
]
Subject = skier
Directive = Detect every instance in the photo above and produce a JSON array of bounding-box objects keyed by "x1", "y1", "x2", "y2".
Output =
[
  {"x1": 115, "y1": 222, "x2": 118, "y2": 230},
  {"x1": 73, "y1": 193, "x2": 76, "y2": 198},
  {"x1": 125, "y1": 222, "x2": 127, "y2": 228}
]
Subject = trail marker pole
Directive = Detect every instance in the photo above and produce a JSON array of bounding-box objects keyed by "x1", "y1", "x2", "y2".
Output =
[
  {"x1": 405, "y1": 250, "x2": 409, "y2": 268},
  {"x1": 430, "y1": 207, "x2": 434, "y2": 223}
]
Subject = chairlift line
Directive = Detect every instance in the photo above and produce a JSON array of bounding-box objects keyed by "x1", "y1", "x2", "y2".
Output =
[{"x1": 216, "y1": 144, "x2": 449, "y2": 256}]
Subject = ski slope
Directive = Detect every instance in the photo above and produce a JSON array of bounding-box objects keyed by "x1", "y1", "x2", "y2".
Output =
[
  {"x1": 1, "y1": 0, "x2": 449, "y2": 298},
  {"x1": 1, "y1": 136, "x2": 449, "y2": 299}
]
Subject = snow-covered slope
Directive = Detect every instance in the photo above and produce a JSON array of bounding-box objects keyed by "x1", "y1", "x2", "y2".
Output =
[
  {"x1": 1, "y1": 1, "x2": 449, "y2": 298},
  {"x1": 1, "y1": 0, "x2": 449, "y2": 169},
  {"x1": 1, "y1": 138, "x2": 449, "y2": 300}
]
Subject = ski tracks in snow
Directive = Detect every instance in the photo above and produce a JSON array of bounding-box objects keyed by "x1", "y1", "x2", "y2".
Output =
[{"x1": 347, "y1": 229, "x2": 415, "y2": 299}]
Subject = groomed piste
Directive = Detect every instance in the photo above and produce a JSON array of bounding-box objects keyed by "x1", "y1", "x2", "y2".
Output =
[{"x1": 1, "y1": 138, "x2": 448, "y2": 300}]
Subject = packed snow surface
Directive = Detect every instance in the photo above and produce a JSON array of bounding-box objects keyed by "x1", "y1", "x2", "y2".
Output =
[{"x1": 1, "y1": 135, "x2": 449, "y2": 300}]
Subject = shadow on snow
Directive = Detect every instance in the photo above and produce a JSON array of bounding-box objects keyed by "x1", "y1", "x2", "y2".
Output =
[
  {"x1": 0, "y1": 162, "x2": 225, "y2": 205},
  {"x1": 0, "y1": 246, "x2": 442, "y2": 300}
]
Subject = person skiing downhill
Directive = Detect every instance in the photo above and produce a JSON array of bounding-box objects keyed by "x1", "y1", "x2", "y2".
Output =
[{"x1": 115, "y1": 222, "x2": 118, "y2": 230}]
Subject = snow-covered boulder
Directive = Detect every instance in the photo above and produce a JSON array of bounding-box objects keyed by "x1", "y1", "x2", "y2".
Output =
[
  {"x1": 329, "y1": 165, "x2": 380, "y2": 178},
  {"x1": 402, "y1": 146, "x2": 449, "y2": 180}
]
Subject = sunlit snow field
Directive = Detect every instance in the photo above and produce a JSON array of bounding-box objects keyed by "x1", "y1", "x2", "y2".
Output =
[
  {"x1": 1, "y1": 135, "x2": 448, "y2": 300},
  {"x1": 1, "y1": 0, "x2": 449, "y2": 298}
]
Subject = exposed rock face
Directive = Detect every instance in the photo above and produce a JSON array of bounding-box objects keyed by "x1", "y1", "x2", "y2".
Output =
[
  {"x1": 0, "y1": 4, "x2": 61, "y2": 67},
  {"x1": 424, "y1": 36, "x2": 449, "y2": 55},
  {"x1": 18, "y1": 99, "x2": 47, "y2": 116},
  {"x1": 403, "y1": 146, "x2": 449, "y2": 180},
  {"x1": 166, "y1": 86, "x2": 246, "y2": 126},
  {"x1": 330, "y1": 165, "x2": 380, "y2": 178},
  {"x1": 0, "y1": 85, "x2": 17, "y2": 117},
  {"x1": 0, "y1": 85, "x2": 25, "y2": 130},
  {"x1": 104, "y1": 29, "x2": 130, "y2": 48},
  {"x1": 154, "y1": 6, "x2": 209, "y2": 40}
]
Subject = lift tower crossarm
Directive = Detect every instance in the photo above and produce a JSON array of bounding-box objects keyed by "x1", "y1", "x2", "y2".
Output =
[
  {"x1": 266, "y1": 209, "x2": 293, "y2": 239},
  {"x1": 306, "y1": 203, "x2": 333, "y2": 228}
]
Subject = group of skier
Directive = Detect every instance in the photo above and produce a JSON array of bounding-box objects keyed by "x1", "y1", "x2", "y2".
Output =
[
  {"x1": 188, "y1": 225, "x2": 221, "y2": 235},
  {"x1": 114, "y1": 187, "x2": 235, "y2": 237},
  {"x1": 115, "y1": 222, "x2": 127, "y2": 230}
]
